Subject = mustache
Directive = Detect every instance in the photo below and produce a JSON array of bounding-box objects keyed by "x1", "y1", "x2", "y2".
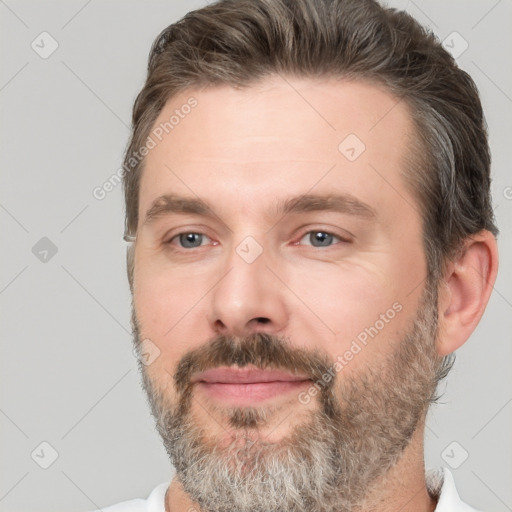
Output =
[{"x1": 173, "y1": 332, "x2": 333, "y2": 395}]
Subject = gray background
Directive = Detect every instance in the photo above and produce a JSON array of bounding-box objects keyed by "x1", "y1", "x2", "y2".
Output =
[{"x1": 1, "y1": 1, "x2": 511, "y2": 511}]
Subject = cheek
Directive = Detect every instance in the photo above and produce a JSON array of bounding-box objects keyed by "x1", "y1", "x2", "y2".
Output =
[
  {"x1": 133, "y1": 256, "x2": 208, "y2": 367},
  {"x1": 286, "y1": 262, "x2": 389, "y2": 325},
  {"x1": 282, "y1": 259, "x2": 420, "y2": 365},
  {"x1": 134, "y1": 243, "x2": 205, "y2": 324}
]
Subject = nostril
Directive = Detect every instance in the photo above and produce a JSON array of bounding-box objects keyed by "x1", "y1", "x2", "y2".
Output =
[
  {"x1": 255, "y1": 317, "x2": 270, "y2": 324},
  {"x1": 214, "y1": 319, "x2": 228, "y2": 332}
]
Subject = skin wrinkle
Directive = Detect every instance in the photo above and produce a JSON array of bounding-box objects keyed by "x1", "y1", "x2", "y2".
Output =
[
  {"x1": 130, "y1": 78, "x2": 448, "y2": 512},
  {"x1": 134, "y1": 278, "x2": 452, "y2": 512},
  {"x1": 122, "y1": 2, "x2": 500, "y2": 510},
  {"x1": 142, "y1": 192, "x2": 377, "y2": 229}
]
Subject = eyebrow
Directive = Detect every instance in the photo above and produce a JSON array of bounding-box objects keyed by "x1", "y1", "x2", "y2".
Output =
[
  {"x1": 143, "y1": 192, "x2": 377, "y2": 226},
  {"x1": 276, "y1": 193, "x2": 376, "y2": 220},
  {"x1": 144, "y1": 195, "x2": 211, "y2": 224}
]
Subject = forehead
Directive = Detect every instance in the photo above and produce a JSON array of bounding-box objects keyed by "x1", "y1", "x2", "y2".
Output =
[{"x1": 139, "y1": 75, "x2": 418, "y2": 224}]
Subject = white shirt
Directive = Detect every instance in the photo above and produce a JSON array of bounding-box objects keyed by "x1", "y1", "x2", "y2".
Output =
[{"x1": 90, "y1": 467, "x2": 482, "y2": 512}]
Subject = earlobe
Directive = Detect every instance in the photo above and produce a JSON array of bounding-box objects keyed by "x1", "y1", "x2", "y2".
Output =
[{"x1": 436, "y1": 230, "x2": 499, "y2": 356}]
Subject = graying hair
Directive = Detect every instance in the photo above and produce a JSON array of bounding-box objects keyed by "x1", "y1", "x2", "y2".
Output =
[{"x1": 123, "y1": 0, "x2": 498, "y2": 289}]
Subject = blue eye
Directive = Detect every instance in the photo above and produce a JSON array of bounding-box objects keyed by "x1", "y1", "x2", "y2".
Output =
[
  {"x1": 176, "y1": 233, "x2": 207, "y2": 248},
  {"x1": 300, "y1": 231, "x2": 342, "y2": 247}
]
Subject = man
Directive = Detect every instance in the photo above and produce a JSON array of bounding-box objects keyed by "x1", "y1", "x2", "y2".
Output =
[{"x1": 93, "y1": 0, "x2": 499, "y2": 510}]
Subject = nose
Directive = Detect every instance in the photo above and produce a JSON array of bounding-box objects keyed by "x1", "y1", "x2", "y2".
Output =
[{"x1": 207, "y1": 243, "x2": 289, "y2": 338}]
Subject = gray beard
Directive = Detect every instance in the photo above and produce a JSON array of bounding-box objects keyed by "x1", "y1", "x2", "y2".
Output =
[{"x1": 135, "y1": 284, "x2": 453, "y2": 512}]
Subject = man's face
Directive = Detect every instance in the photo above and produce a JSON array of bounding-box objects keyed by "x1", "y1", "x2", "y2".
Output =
[{"x1": 131, "y1": 76, "x2": 442, "y2": 511}]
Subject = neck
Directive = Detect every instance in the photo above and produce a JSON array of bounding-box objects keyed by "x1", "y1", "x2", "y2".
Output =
[
  {"x1": 353, "y1": 425, "x2": 438, "y2": 512},
  {"x1": 165, "y1": 425, "x2": 437, "y2": 512}
]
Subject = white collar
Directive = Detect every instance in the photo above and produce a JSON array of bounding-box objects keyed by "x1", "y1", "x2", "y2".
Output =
[
  {"x1": 143, "y1": 467, "x2": 481, "y2": 512},
  {"x1": 427, "y1": 467, "x2": 481, "y2": 511}
]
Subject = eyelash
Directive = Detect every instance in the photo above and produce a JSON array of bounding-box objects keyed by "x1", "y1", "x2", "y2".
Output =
[
  {"x1": 164, "y1": 229, "x2": 352, "y2": 250},
  {"x1": 165, "y1": 232, "x2": 216, "y2": 249},
  {"x1": 296, "y1": 230, "x2": 351, "y2": 247}
]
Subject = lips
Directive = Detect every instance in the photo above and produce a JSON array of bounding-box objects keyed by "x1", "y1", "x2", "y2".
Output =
[
  {"x1": 191, "y1": 366, "x2": 312, "y2": 405},
  {"x1": 192, "y1": 366, "x2": 310, "y2": 384}
]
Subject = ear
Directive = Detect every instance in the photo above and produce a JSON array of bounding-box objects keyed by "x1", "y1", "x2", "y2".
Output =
[{"x1": 436, "y1": 230, "x2": 499, "y2": 356}]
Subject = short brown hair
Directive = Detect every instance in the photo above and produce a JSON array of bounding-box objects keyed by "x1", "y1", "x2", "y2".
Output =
[{"x1": 123, "y1": 0, "x2": 498, "y2": 289}]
